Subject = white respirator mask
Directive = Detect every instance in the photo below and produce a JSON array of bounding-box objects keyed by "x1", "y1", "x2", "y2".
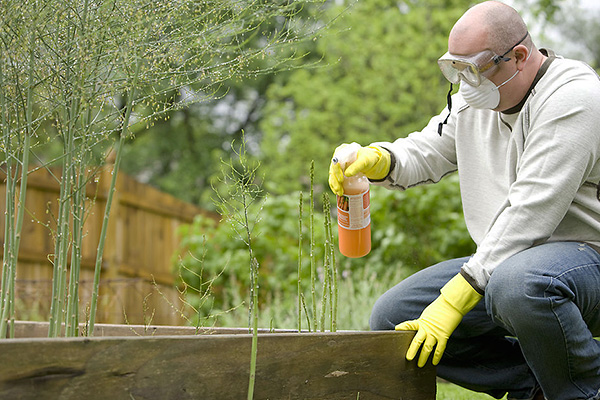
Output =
[{"x1": 459, "y1": 70, "x2": 517, "y2": 109}]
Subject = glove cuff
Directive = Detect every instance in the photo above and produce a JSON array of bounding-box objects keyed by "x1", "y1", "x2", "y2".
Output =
[
  {"x1": 364, "y1": 145, "x2": 391, "y2": 180},
  {"x1": 440, "y1": 273, "x2": 483, "y2": 316}
]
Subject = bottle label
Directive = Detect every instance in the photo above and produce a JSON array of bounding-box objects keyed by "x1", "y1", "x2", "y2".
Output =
[{"x1": 337, "y1": 189, "x2": 370, "y2": 230}]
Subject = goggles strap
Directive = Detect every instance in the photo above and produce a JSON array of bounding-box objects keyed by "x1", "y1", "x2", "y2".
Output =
[{"x1": 438, "y1": 83, "x2": 453, "y2": 136}]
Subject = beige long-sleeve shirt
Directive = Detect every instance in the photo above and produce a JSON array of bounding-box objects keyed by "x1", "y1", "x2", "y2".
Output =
[{"x1": 373, "y1": 52, "x2": 600, "y2": 292}]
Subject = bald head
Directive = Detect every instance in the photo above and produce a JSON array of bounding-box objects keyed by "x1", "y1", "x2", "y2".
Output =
[
  {"x1": 449, "y1": 1, "x2": 531, "y2": 55},
  {"x1": 446, "y1": 1, "x2": 546, "y2": 111}
]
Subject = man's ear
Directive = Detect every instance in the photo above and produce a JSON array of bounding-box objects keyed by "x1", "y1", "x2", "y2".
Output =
[{"x1": 514, "y1": 45, "x2": 530, "y2": 70}]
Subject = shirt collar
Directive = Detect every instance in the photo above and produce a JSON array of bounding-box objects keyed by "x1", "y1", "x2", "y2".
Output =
[{"x1": 502, "y1": 48, "x2": 556, "y2": 115}]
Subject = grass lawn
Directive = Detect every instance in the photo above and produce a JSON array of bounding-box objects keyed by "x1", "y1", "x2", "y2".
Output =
[{"x1": 437, "y1": 382, "x2": 508, "y2": 399}]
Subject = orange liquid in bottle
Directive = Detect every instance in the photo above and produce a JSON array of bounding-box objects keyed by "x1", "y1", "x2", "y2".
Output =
[
  {"x1": 337, "y1": 174, "x2": 371, "y2": 258},
  {"x1": 338, "y1": 222, "x2": 371, "y2": 258}
]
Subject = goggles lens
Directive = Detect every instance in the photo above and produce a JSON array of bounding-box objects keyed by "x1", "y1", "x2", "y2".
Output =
[
  {"x1": 438, "y1": 58, "x2": 482, "y2": 86},
  {"x1": 438, "y1": 51, "x2": 498, "y2": 87}
]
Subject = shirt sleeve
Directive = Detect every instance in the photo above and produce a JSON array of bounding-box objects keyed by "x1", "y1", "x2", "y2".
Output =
[
  {"x1": 462, "y1": 78, "x2": 600, "y2": 292},
  {"x1": 370, "y1": 101, "x2": 462, "y2": 191}
]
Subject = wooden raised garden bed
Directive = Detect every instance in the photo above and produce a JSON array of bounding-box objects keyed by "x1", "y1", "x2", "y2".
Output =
[{"x1": 0, "y1": 321, "x2": 436, "y2": 400}]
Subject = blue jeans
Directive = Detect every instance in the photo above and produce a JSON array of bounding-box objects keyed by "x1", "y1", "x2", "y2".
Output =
[{"x1": 369, "y1": 242, "x2": 600, "y2": 400}]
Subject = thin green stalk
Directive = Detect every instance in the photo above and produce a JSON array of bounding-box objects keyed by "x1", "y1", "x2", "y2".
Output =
[
  {"x1": 3, "y1": 101, "x2": 32, "y2": 340},
  {"x1": 88, "y1": 56, "x2": 141, "y2": 336},
  {"x1": 301, "y1": 294, "x2": 311, "y2": 332},
  {"x1": 309, "y1": 161, "x2": 316, "y2": 332},
  {"x1": 247, "y1": 257, "x2": 259, "y2": 400},
  {"x1": 8, "y1": 263, "x2": 15, "y2": 339},
  {"x1": 0, "y1": 163, "x2": 15, "y2": 338},
  {"x1": 239, "y1": 170, "x2": 260, "y2": 400},
  {"x1": 48, "y1": 114, "x2": 76, "y2": 338},
  {"x1": 297, "y1": 191, "x2": 303, "y2": 332},
  {"x1": 321, "y1": 193, "x2": 332, "y2": 332},
  {"x1": 1, "y1": 27, "x2": 35, "y2": 338},
  {"x1": 320, "y1": 194, "x2": 331, "y2": 332},
  {"x1": 323, "y1": 193, "x2": 338, "y2": 332},
  {"x1": 0, "y1": 176, "x2": 13, "y2": 338},
  {"x1": 65, "y1": 170, "x2": 84, "y2": 337},
  {"x1": 48, "y1": 15, "x2": 82, "y2": 337},
  {"x1": 319, "y1": 255, "x2": 329, "y2": 332},
  {"x1": 0, "y1": 55, "x2": 15, "y2": 339},
  {"x1": 214, "y1": 138, "x2": 262, "y2": 400},
  {"x1": 65, "y1": 0, "x2": 91, "y2": 338}
]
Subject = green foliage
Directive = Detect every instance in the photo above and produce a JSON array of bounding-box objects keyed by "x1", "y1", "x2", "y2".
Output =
[
  {"x1": 176, "y1": 192, "x2": 327, "y2": 326},
  {"x1": 121, "y1": 105, "x2": 225, "y2": 205},
  {"x1": 119, "y1": 1, "x2": 330, "y2": 209},
  {"x1": 259, "y1": 0, "x2": 473, "y2": 196},
  {"x1": 369, "y1": 174, "x2": 475, "y2": 272},
  {"x1": 176, "y1": 172, "x2": 475, "y2": 329}
]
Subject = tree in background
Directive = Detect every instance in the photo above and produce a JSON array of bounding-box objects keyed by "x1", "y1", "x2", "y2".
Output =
[
  {"x1": 120, "y1": 2, "x2": 327, "y2": 206},
  {"x1": 258, "y1": 0, "x2": 473, "y2": 195}
]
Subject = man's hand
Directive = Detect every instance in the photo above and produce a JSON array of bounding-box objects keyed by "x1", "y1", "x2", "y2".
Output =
[
  {"x1": 395, "y1": 273, "x2": 482, "y2": 367},
  {"x1": 329, "y1": 158, "x2": 346, "y2": 196},
  {"x1": 328, "y1": 145, "x2": 391, "y2": 196}
]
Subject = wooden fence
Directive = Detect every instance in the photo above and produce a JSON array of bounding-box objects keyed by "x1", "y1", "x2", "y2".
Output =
[{"x1": 0, "y1": 165, "x2": 211, "y2": 326}]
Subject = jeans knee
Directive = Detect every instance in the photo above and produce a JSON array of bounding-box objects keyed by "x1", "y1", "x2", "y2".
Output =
[
  {"x1": 369, "y1": 294, "x2": 399, "y2": 330},
  {"x1": 486, "y1": 266, "x2": 547, "y2": 331},
  {"x1": 368, "y1": 280, "x2": 426, "y2": 331},
  {"x1": 369, "y1": 258, "x2": 469, "y2": 331}
]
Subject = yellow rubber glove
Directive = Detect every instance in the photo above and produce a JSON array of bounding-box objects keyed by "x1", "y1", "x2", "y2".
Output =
[
  {"x1": 328, "y1": 145, "x2": 391, "y2": 196},
  {"x1": 346, "y1": 146, "x2": 391, "y2": 179},
  {"x1": 329, "y1": 160, "x2": 346, "y2": 197},
  {"x1": 395, "y1": 273, "x2": 483, "y2": 367}
]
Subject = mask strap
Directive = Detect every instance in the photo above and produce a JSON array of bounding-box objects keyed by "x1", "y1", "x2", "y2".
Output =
[
  {"x1": 497, "y1": 68, "x2": 520, "y2": 89},
  {"x1": 437, "y1": 83, "x2": 453, "y2": 136},
  {"x1": 496, "y1": 46, "x2": 532, "y2": 89}
]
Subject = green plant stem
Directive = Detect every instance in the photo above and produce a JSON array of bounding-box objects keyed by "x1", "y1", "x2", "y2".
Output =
[
  {"x1": 1, "y1": 28, "x2": 34, "y2": 338},
  {"x1": 0, "y1": 172, "x2": 13, "y2": 339},
  {"x1": 301, "y1": 294, "x2": 311, "y2": 332},
  {"x1": 321, "y1": 193, "x2": 331, "y2": 331},
  {"x1": 48, "y1": 13, "x2": 82, "y2": 337},
  {"x1": 0, "y1": 55, "x2": 14, "y2": 339},
  {"x1": 88, "y1": 57, "x2": 141, "y2": 336},
  {"x1": 247, "y1": 257, "x2": 259, "y2": 400},
  {"x1": 48, "y1": 81, "x2": 81, "y2": 337},
  {"x1": 65, "y1": 0, "x2": 91, "y2": 338},
  {"x1": 240, "y1": 173, "x2": 259, "y2": 400},
  {"x1": 319, "y1": 256, "x2": 329, "y2": 332},
  {"x1": 65, "y1": 169, "x2": 84, "y2": 337},
  {"x1": 323, "y1": 193, "x2": 338, "y2": 332},
  {"x1": 309, "y1": 161, "x2": 316, "y2": 332},
  {"x1": 297, "y1": 191, "x2": 303, "y2": 332},
  {"x1": 2, "y1": 101, "x2": 32, "y2": 339}
]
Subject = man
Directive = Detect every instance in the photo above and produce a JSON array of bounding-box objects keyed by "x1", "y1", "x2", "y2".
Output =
[{"x1": 328, "y1": 2, "x2": 600, "y2": 400}]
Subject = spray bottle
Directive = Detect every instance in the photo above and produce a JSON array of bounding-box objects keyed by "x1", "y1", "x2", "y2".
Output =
[{"x1": 332, "y1": 143, "x2": 371, "y2": 258}]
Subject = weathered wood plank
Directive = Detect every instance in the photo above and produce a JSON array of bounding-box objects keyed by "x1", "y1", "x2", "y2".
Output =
[{"x1": 0, "y1": 330, "x2": 436, "y2": 400}]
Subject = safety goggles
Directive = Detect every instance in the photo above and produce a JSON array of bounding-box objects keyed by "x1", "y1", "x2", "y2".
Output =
[{"x1": 437, "y1": 32, "x2": 529, "y2": 87}]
